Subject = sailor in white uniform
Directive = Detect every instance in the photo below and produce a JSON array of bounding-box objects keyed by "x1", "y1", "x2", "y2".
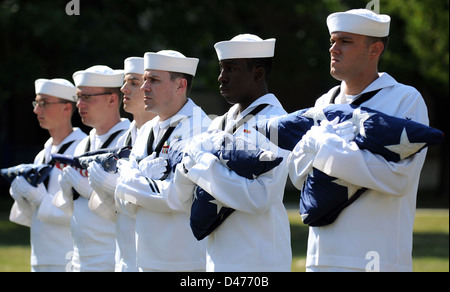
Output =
[
  {"x1": 288, "y1": 9, "x2": 430, "y2": 272},
  {"x1": 54, "y1": 65, "x2": 130, "y2": 272},
  {"x1": 115, "y1": 50, "x2": 210, "y2": 271},
  {"x1": 87, "y1": 57, "x2": 157, "y2": 272},
  {"x1": 178, "y1": 34, "x2": 292, "y2": 272},
  {"x1": 9, "y1": 78, "x2": 86, "y2": 272}
]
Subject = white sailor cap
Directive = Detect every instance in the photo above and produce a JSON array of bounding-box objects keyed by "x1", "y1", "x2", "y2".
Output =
[
  {"x1": 34, "y1": 78, "x2": 77, "y2": 102},
  {"x1": 214, "y1": 34, "x2": 276, "y2": 61},
  {"x1": 124, "y1": 57, "x2": 144, "y2": 75},
  {"x1": 327, "y1": 9, "x2": 391, "y2": 37},
  {"x1": 144, "y1": 50, "x2": 199, "y2": 76},
  {"x1": 73, "y1": 65, "x2": 124, "y2": 87}
]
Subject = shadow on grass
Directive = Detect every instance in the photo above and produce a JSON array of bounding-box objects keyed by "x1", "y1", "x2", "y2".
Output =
[
  {"x1": 0, "y1": 215, "x2": 29, "y2": 247},
  {"x1": 289, "y1": 220, "x2": 308, "y2": 259},
  {"x1": 0, "y1": 197, "x2": 30, "y2": 247},
  {"x1": 289, "y1": 226, "x2": 449, "y2": 258},
  {"x1": 413, "y1": 232, "x2": 449, "y2": 259}
]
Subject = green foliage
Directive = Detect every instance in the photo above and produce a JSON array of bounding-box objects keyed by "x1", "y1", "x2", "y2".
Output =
[
  {"x1": 0, "y1": 0, "x2": 447, "y2": 196},
  {"x1": 384, "y1": 0, "x2": 449, "y2": 87},
  {"x1": 2, "y1": 0, "x2": 447, "y2": 108}
]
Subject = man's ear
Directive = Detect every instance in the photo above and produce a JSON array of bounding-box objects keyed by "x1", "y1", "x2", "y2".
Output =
[
  {"x1": 109, "y1": 92, "x2": 119, "y2": 107},
  {"x1": 369, "y1": 41, "x2": 384, "y2": 59},
  {"x1": 254, "y1": 67, "x2": 265, "y2": 82},
  {"x1": 176, "y1": 77, "x2": 188, "y2": 93},
  {"x1": 62, "y1": 102, "x2": 73, "y2": 113}
]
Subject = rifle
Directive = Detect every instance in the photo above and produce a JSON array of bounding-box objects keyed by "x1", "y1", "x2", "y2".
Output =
[{"x1": 50, "y1": 146, "x2": 132, "y2": 176}]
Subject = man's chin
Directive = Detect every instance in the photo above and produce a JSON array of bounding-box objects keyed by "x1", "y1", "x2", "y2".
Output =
[
  {"x1": 144, "y1": 105, "x2": 155, "y2": 113},
  {"x1": 330, "y1": 70, "x2": 344, "y2": 81},
  {"x1": 221, "y1": 92, "x2": 238, "y2": 104}
]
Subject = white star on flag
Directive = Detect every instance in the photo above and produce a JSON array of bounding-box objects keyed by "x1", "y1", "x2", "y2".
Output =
[
  {"x1": 385, "y1": 128, "x2": 426, "y2": 160},
  {"x1": 350, "y1": 107, "x2": 376, "y2": 138},
  {"x1": 209, "y1": 199, "x2": 225, "y2": 214},
  {"x1": 218, "y1": 152, "x2": 229, "y2": 166},
  {"x1": 333, "y1": 178, "x2": 361, "y2": 199},
  {"x1": 302, "y1": 107, "x2": 327, "y2": 126},
  {"x1": 194, "y1": 188, "x2": 199, "y2": 201}
]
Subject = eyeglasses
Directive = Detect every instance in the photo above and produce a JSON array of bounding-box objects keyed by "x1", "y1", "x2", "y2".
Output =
[
  {"x1": 32, "y1": 100, "x2": 67, "y2": 109},
  {"x1": 76, "y1": 92, "x2": 112, "y2": 103}
]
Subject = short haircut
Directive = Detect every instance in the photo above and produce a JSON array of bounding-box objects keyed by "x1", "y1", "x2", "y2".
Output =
[
  {"x1": 245, "y1": 57, "x2": 273, "y2": 80},
  {"x1": 365, "y1": 36, "x2": 389, "y2": 59},
  {"x1": 105, "y1": 87, "x2": 123, "y2": 108},
  {"x1": 169, "y1": 72, "x2": 194, "y2": 96},
  {"x1": 67, "y1": 101, "x2": 77, "y2": 114}
]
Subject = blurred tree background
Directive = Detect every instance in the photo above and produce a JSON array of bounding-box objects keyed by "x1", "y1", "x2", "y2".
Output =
[{"x1": 0, "y1": 0, "x2": 448, "y2": 206}]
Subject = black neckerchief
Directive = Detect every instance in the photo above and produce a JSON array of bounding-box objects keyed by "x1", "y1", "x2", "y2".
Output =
[
  {"x1": 141, "y1": 121, "x2": 181, "y2": 193},
  {"x1": 84, "y1": 129, "x2": 124, "y2": 152},
  {"x1": 73, "y1": 129, "x2": 124, "y2": 200},
  {"x1": 125, "y1": 131, "x2": 132, "y2": 147},
  {"x1": 329, "y1": 87, "x2": 383, "y2": 106},
  {"x1": 147, "y1": 125, "x2": 177, "y2": 158},
  {"x1": 42, "y1": 140, "x2": 75, "y2": 188}
]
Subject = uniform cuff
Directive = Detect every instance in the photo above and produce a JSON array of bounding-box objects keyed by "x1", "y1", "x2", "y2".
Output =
[{"x1": 185, "y1": 152, "x2": 218, "y2": 184}]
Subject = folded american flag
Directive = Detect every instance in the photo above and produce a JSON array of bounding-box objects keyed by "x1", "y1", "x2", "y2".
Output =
[
  {"x1": 256, "y1": 103, "x2": 444, "y2": 226},
  {"x1": 50, "y1": 146, "x2": 132, "y2": 177},
  {"x1": 1, "y1": 164, "x2": 53, "y2": 187},
  {"x1": 189, "y1": 137, "x2": 283, "y2": 240}
]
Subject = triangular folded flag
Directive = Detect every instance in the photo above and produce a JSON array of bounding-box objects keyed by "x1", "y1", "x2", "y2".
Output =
[
  {"x1": 1, "y1": 164, "x2": 53, "y2": 187},
  {"x1": 189, "y1": 137, "x2": 283, "y2": 240},
  {"x1": 256, "y1": 104, "x2": 443, "y2": 161},
  {"x1": 256, "y1": 104, "x2": 444, "y2": 226}
]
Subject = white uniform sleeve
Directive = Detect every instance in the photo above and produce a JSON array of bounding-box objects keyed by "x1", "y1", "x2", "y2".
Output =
[
  {"x1": 185, "y1": 152, "x2": 288, "y2": 214},
  {"x1": 115, "y1": 165, "x2": 189, "y2": 213},
  {"x1": 287, "y1": 150, "x2": 315, "y2": 190},
  {"x1": 9, "y1": 200, "x2": 32, "y2": 227},
  {"x1": 36, "y1": 194, "x2": 71, "y2": 226},
  {"x1": 306, "y1": 85, "x2": 429, "y2": 197},
  {"x1": 173, "y1": 164, "x2": 199, "y2": 211},
  {"x1": 87, "y1": 163, "x2": 119, "y2": 222},
  {"x1": 312, "y1": 140, "x2": 427, "y2": 197},
  {"x1": 88, "y1": 191, "x2": 117, "y2": 222},
  {"x1": 160, "y1": 166, "x2": 197, "y2": 212},
  {"x1": 115, "y1": 196, "x2": 137, "y2": 219},
  {"x1": 52, "y1": 189, "x2": 74, "y2": 217}
]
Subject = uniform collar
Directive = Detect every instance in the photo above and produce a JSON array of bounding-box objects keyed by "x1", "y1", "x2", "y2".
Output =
[
  {"x1": 90, "y1": 118, "x2": 131, "y2": 140},
  {"x1": 153, "y1": 98, "x2": 197, "y2": 131},
  {"x1": 229, "y1": 93, "x2": 283, "y2": 120},
  {"x1": 44, "y1": 127, "x2": 86, "y2": 150},
  {"x1": 341, "y1": 72, "x2": 398, "y2": 96}
]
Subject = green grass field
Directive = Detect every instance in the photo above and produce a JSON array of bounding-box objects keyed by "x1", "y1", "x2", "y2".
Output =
[
  {"x1": 0, "y1": 209, "x2": 448, "y2": 272},
  {"x1": 289, "y1": 209, "x2": 449, "y2": 272}
]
